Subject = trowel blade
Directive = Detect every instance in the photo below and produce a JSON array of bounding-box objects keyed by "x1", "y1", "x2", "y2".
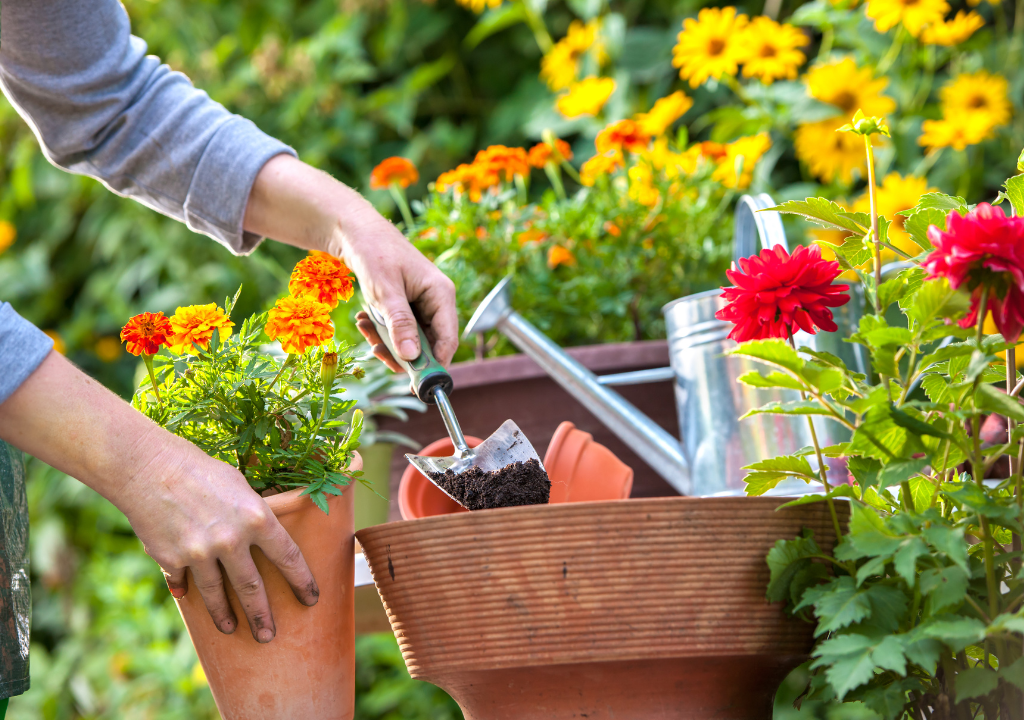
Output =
[{"x1": 405, "y1": 420, "x2": 545, "y2": 505}]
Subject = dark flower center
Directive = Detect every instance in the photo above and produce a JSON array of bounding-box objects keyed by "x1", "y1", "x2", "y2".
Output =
[
  {"x1": 708, "y1": 38, "x2": 726, "y2": 56},
  {"x1": 833, "y1": 91, "x2": 858, "y2": 114}
]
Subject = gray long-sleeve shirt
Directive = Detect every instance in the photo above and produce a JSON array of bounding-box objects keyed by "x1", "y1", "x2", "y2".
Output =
[{"x1": 0, "y1": 0, "x2": 297, "y2": 404}]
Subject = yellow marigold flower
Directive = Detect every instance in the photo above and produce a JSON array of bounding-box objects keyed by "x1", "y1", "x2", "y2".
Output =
[
  {"x1": 805, "y1": 58, "x2": 896, "y2": 121},
  {"x1": 712, "y1": 134, "x2": 771, "y2": 189},
  {"x1": 579, "y1": 152, "x2": 623, "y2": 186},
  {"x1": 547, "y1": 245, "x2": 576, "y2": 269},
  {"x1": 94, "y1": 336, "x2": 123, "y2": 362},
  {"x1": 866, "y1": 0, "x2": 949, "y2": 37},
  {"x1": 288, "y1": 250, "x2": 355, "y2": 310},
  {"x1": 794, "y1": 117, "x2": 871, "y2": 184},
  {"x1": 456, "y1": 0, "x2": 501, "y2": 13},
  {"x1": 918, "y1": 116, "x2": 992, "y2": 152},
  {"x1": 672, "y1": 7, "x2": 748, "y2": 88},
  {"x1": 920, "y1": 10, "x2": 985, "y2": 45},
  {"x1": 940, "y1": 70, "x2": 1012, "y2": 133},
  {"x1": 168, "y1": 304, "x2": 234, "y2": 354},
  {"x1": 628, "y1": 164, "x2": 660, "y2": 207},
  {"x1": 595, "y1": 119, "x2": 651, "y2": 155},
  {"x1": 44, "y1": 330, "x2": 66, "y2": 356},
  {"x1": 634, "y1": 91, "x2": 693, "y2": 137},
  {"x1": 643, "y1": 137, "x2": 700, "y2": 178},
  {"x1": 264, "y1": 295, "x2": 334, "y2": 355},
  {"x1": 852, "y1": 173, "x2": 936, "y2": 256},
  {"x1": 556, "y1": 77, "x2": 616, "y2": 118},
  {"x1": 168, "y1": 303, "x2": 234, "y2": 355},
  {"x1": 0, "y1": 221, "x2": 15, "y2": 254},
  {"x1": 540, "y1": 20, "x2": 601, "y2": 91},
  {"x1": 736, "y1": 17, "x2": 809, "y2": 84}
]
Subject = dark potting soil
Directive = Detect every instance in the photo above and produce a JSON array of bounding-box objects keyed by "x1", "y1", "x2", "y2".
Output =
[{"x1": 431, "y1": 458, "x2": 551, "y2": 511}]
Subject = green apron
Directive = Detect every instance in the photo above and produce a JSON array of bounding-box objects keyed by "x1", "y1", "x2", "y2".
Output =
[{"x1": 0, "y1": 441, "x2": 30, "y2": 700}]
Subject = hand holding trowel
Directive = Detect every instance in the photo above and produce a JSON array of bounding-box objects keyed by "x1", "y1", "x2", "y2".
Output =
[{"x1": 356, "y1": 307, "x2": 550, "y2": 510}]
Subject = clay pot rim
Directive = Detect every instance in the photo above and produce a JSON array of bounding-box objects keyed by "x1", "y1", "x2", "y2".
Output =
[
  {"x1": 264, "y1": 451, "x2": 362, "y2": 519},
  {"x1": 359, "y1": 493, "x2": 848, "y2": 537}
]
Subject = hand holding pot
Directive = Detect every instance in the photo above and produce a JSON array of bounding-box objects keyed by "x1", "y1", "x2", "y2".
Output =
[{"x1": 0, "y1": 351, "x2": 317, "y2": 643}]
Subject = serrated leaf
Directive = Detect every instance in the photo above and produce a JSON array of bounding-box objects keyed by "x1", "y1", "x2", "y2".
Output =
[
  {"x1": 878, "y1": 457, "x2": 928, "y2": 488},
  {"x1": 1001, "y1": 655, "x2": 1024, "y2": 692},
  {"x1": 916, "y1": 616, "x2": 986, "y2": 653},
  {"x1": 811, "y1": 576, "x2": 874, "y2": 635},
  {"x1": 919, "y1": 565, "x2": 968, "y2": 613},
  {"x1": 865, "y1": 327, "x2": 913, "y2": 347},
  {"x1": 737, "y1": 370, "x2": 804, "y2": 391},
  {"x1": 849, "y1": 503, "x2": 903, "y2": 556},
  {"x1": 902, "y1": 208, "x2": 946, "y2": 252},
  {"x1": 770, "y1": 198, "x2": 870, "y2": 234},
  {"x1": 903, "y1": 278, "x2": 965, "y2": 328},
  {"x1": 922, "y1": 524, "x2": 969, "y2": 572},
  {"x1": 894, "y1": 537, "x2": 928, "y2": 586},
  {"x1": 728, "y1": 338, "x2": 803, "y2": 373},
  {"x1": 908, "y1": 475, "x2": 935, "y2": 513},
  {"x1": 1006, "y1": 174, "x2": 1024, "y2": 217},
  {"x1": 856, "y1": 556, "x2": 888, "y2": 585},
  {"x1": 741, "y1": 400, "x2": 833, "y2": 419},
  {"x1": 976, "y1": 383, "x2": 1024, "y2": 421},
  {"x1": 907, "y1": 192, "x2": 967, "y2": 214},
  {"x1": 956, "y1": 666, "x2": 999, "y2": 702},
  {"x1": 766, "y1": 533, "x2": 822, "y2": 603},
  {"x1": 890, "y1": 405, "x2": 949, "y2": 439},
  {"x1": 744, "y1": 471, "x2": 787, "y2": 495},
  {"x1": 744, "y1": 454, "x2": 817, "y2": 476}
]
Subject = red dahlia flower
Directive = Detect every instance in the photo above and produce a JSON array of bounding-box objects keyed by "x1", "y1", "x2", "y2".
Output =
[
  {"x1": 716, "y1": 244, "x2": 850, "y2": 343},
  {"x1": 922, "y1": 203, "x2": 1024, "y2": 343}
]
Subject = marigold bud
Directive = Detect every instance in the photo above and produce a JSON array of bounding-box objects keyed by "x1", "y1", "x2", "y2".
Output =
[
  {"x1": 352, "y1": 365, "x2": 366, "y2": 380},
  {"x1": 321, "y1": 352, "x2": 338, "y2": 390}
]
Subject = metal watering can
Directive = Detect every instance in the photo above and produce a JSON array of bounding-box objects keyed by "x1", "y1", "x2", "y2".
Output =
[{"x1": 463, "y1": 194, "x2": 865, "y2": 497}]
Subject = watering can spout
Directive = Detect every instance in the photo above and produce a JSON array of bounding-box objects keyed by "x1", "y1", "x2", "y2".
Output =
[{"x1": 464, "y1": 277, "x2": 693, "y2": 495}]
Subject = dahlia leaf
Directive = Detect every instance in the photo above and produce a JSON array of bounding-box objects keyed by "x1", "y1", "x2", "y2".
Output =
[
  {"x1": 976, "y1": 382, "x2": 1024, "y2": 422},
  {"x1": 877, "y1": 457, "x2": 929, "y2": 488},
  {"x1": 741, "y1": 400, "x2": 833, "y2": 419},
  {"x1": 907, "y1": 192, "x2": 967, "y2": 215},
  {"x1": 737, "y1": 370, "x2": 804, "y2": 391},
  {"x1": 743, "y1": 454, "x2": 817, "y2": 478},
  {"x1": 955, "y1": 667, "x2": 999, "y2": 703},
  {"x1": 902, "y1": 208, "x2": 946, "y2": 251},
  {"x1": 728, "y1": 338, "x2": 804, "y2": 374},
  {"x1": 743, "y1": 471, "x2": 788, "y2": 496},
  {"x1": 769, "y1": 198, "x2": 869, "y2": 234},
  {"x1": 1005, "y1": 174, "x2": 1024, "y2": 217},
  {"x1": 889, "y1": 405, "x2": 950, "y2": 439}
]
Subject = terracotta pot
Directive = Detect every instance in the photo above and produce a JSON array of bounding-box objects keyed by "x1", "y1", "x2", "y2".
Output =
[
  {"x1": 545, "y1": 421, "x2": 633, "y2": 503},
  {"x1": 357, "y1": 496, "x2": 846, "y2": 720},
  {"x1": 176, "y1": 453, "x2": 361, "y2": 720},
  {"x1": 397, "y1": 435, "x2": 482, "y2": 520}
]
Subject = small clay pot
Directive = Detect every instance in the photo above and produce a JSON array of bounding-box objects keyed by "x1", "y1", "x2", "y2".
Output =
[
  {"x1": 397, "y1": 436, "x2": 482, "y2": 520},
  {"x1": 176, "y1": 454, "x2": 361, "y2": 720},
  {"x1": 358, "y1": 496, "x2": 846, "y2": 720}
]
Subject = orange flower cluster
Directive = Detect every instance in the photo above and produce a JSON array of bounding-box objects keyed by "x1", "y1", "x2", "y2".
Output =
[
  {"x1": 528, "y1": 139, "x2": 573, "y2": 167},
  {"x1": 475, "y1": 145, "x2": 530, "y2": 181},
  {"x1": 265, "y1": 295, "x2": 335, "y2": 355},
  {"x1": 547, "y1": 245, "x2": 576, "y2": 269},
  {"x1": 167, "y1": 304, "x2": 235, "y2": 354},
  {"x1": 580, "y1": 152, "x2": 623, "y2": 186},
  {"x1": 595, "y1": 120, "x2": 651, "y2": 154},
  {"x1": 370, "y1": 157, "x2": 419, "y2": 190},
  {"x1": 120, "y1": 312, "x2": 172, "y2": 356},
  {"x1": 288, "y1": 250, "x2": 355, "y2": 310}
]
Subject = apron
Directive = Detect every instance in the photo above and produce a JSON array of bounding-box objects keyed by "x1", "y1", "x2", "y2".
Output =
[{"x1": 0, "y1": 442, "x2": 30, "y2": 698}]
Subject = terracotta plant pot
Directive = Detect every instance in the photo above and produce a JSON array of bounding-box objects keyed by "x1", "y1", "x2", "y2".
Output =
[
  {"x1": 176, "y1": 453, "x2": 361, "y2": 720},
  {"x1": 398, "y1": 424, "x2": 633, "y2": 519},
  {"x1": 357, "y1": 496, "x2": 845, "y2": 720}
]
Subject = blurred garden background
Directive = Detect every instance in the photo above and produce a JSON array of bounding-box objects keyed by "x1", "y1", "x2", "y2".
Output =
[{"x1": 1, "y1": 0, "x2": 1023, "y2": 715}]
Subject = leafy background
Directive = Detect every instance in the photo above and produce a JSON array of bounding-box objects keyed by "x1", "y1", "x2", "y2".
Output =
[{"x1": 2, "y1": 0, "x2": 1023, "y2": 715}]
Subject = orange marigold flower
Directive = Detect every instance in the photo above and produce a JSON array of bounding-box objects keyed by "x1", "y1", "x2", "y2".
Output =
[
  {"x1": 474, "y1": 145, "x2": 530, "y2": 181},
  {"x1": 167, "y1": 304, "x2": 234, "y2": 355},
  {"x1": 603, "y1": 221, "x2": 622, "y2": 237},
  {"x1": 528, "y1": 139, "x2": 574, "y2": 167},
  {"x1": 288, "y1": 250, "x2": 355, "y2": 310},
  {"x1": 547, "y1": 245, "x2": 576, "y2": 269},
  {"x1": 595, "y1": 120, "x2": 651, "y2": 155},
  {"x1": 264, "y1": 295, "x2": 334, "y2": 355},
  {"x1": 517, "y1": 228, "x2": 548, "y2": 246},
  {"x1": 370, "y1": 157, "x2": 419, "y2": 190},
  {"x1": 580, "y1": 152, "x2": 623, "y2": 186},
  {"x1": 121, "y1": 311, "x2": 172, "y2": 356},
  {"x1": 436, "y1": 163, "x2": 500, "y2": 202}
]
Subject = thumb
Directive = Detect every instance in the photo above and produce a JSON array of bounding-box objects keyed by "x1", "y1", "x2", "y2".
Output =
[{"x1": 380, "y1": 297, "x2": 421, "y2": 362}]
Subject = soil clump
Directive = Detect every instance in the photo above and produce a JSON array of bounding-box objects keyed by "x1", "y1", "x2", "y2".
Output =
[{"x1": 431, "y1": 457, "x2": 550, "y2": 510}]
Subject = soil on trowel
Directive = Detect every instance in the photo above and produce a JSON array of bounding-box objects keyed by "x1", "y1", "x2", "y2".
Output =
[{"x1": 430, "y1": 457, "x2": 551, "y2": 511}]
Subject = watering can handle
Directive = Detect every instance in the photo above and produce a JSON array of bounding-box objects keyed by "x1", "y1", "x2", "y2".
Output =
[
  {"x1": 733, "y1": 193, "x2": 788, "y2": 263},
  {"x1": 362, "y1": 304, "x2": 454, "y2": 405}
]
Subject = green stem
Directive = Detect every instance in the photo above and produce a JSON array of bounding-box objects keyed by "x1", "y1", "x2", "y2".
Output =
[
  {"x1": 876, "y1": 25, "x2": 906, "y2": 75},
  {"x1": 142, "y1": 354, "x2": 162, "y2": 406},
  {"x1": 817, "y1": 25, "x2": 834, "y2": 61},
  {"x1": 972, "y1": 294, "x2": 1001, "y2": 625},
  {"x1": 518, "y1": 0, "x2": 553, "y2": 53},
  {"x1": 292, "y1": 385, "x2": 331, "y2": 472},
  {"x1": 864, "y1": 135, "x2": 882, "y2": 317},
  {"x1": 513, "y1": 173, "x2": 528, "y2": 206},
  {"x1": 267, "y1": 354, "x2": 297, "y2": 394},
  {"x1": 560, "y1": 158, "x2": 582, "y2": 185},
  {"x1": 389, "y1": 183, "x2": 415, "y2": 228},
  {"x1": 544, "y1": 163, "x2": 567, "y2": 201}
]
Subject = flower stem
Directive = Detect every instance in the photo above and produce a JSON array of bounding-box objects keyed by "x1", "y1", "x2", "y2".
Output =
[
  {"x1": 389, "y1": 183, "x2": 415, "y2": 228},
  {"x1": 267, "y1": 353, "x2": 297, "y2": 394},
  {"x1": 864, "y1": 135, "x2": 882, "y2": 317},
  {"x1": 544, "y1": 163, "x2": 567, "y2": 201},
  {"x1": 142, "y1": 354, "x2": 162, "y2": 406},
  {"x1": 517, "y1": 0, "x2": 553, "y2": 53},
  {"x1": 973, "y1": 295, "x2": 1001, "y2": 624},
  {"x1": 293, "y1": 385, "x2": 331, "y2": 472}
]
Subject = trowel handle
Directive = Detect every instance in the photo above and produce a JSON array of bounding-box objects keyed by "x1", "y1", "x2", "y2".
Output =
[{"x1": 362, "y1": 305, "x2": 454, "y2": 405}]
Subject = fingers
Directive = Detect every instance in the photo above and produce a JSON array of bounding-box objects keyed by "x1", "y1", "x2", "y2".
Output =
[
  {"x1": 355, "y1": 311, "x2": 403, "y2": 372},
  {"x1": 417, "y1": 273, "x2": 459, "y2": 367},
  {"x1": 380, "y1": 296, "x2": 422, "y2": 362},
  {"x1": 221, "y1": 552, "x2": 276, "y2": 644},
  {"x1": 191, "y1": 561, "x2": 239, "y2": 635},
  {"x1": 258, "y1": 522, "x2": 320, "y2": 608},
  {"x1": 164, "y1": 566, "x2": 188, "y2": 599}
]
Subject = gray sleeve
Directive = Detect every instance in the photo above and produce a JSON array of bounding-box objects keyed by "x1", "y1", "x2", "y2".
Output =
[
  {"x1": 0, "y1": 0, "x2": 297, "y2": 255},
  {"x1": 0, "y1": 304, "x2": 53, "y2": 406}
]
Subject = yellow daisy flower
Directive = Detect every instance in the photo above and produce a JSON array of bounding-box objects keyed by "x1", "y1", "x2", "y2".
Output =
[
  {"x1": 672, "y1": 7, "x2": 748, "y2": 88},
  {"x1": 794, "y1": 117, "x2": 871, "y2": 184},
  {"x1": 940, "y1": 70, "x2": 1012, "y2": 132},
  {"x1": 712, "y1": 133, "x2": 771, "y2": 189},
  {"x1": 736, "y1": 17, "x2": 809, "y2": 84},
  {"x1": 634, "y1": 91, "x2": 693, "y2": 137},
  {"x1": 920, "y1": 10, "x2": 985, "y2": 45},
  {"x1": 642, "y1": 137, "x2": 701, "y2": 178},
  {"x1": 853, "y1": 173, "x2": 936, "y2": 256},
  {"x1": 556, "y1": 77, "x2": 616, "y2": 118},
  {"x1": 918, "y1": 116, "x2": 992, "y2": 152},
  {"x1": 866, "y1": 0, "x2": 950, "y2": 37},
  {"x1": 541, "y1": 20, "x2": 601, "y2": 91},
  {"x1": 805, "y1": 58, "x2": 896, "y2": 121}
]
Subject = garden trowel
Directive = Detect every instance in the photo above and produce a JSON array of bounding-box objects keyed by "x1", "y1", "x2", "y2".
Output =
[{"x1": 362, "y1": 306, "x2": 544, "y2": 508}]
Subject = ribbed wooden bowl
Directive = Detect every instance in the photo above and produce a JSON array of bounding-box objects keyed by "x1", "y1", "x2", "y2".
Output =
[{"x1": 357, "y1": 497, "x2": 844, "y2": 720}]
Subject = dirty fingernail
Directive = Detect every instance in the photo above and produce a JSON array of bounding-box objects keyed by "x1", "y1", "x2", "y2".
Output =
[
  {"x1": 220, "y1": 619, "x2": 235, "y2": 634},
  {"x1": 399, "y1": 340, "x2": 418, "y2": 358},
  {"x1": 257, "y1": 628, "x2": 275, "y2": 644}
]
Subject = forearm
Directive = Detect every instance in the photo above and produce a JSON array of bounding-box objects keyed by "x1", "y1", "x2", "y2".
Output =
[{"x1": 0, "y1": 351, "x2": 170, "y2": 508}]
